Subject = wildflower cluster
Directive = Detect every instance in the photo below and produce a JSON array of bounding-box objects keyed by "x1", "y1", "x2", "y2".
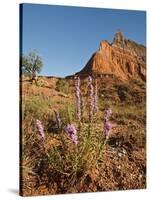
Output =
[
  {"x1": 35, "y1": 76, "x2": 111, "y2": 146},
  {"x1": 64, "y1": 124, "x2": 78, "y2": 145},
  {"x1": 74, "y1": 76, "x2": 82, "y2": 122},
  {"x1": 87, "y1": 76, "x2": 99, "y2": 122},
  {"x1": 93, "y1": 78, "x2": 98, "y2": 113},
  {"x1": 35, "y1": 119, "x2": 45, "y2": 139},
  {"x1": 87, "y1": 76, "x2": 94, "y2": 122}
]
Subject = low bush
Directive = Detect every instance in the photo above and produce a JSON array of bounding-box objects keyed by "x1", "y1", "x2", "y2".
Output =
[{"x1": 56, "y1": 78, "x2": 72, "y2": 94}]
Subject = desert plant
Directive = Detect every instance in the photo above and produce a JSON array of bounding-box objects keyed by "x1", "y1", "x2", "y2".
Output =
[
  {"x1": 56, "y1": 78, "x2": 71, "y2": 94},
  {"x1": 21, "y1": 50, "x2": 43, "y2": 82},
  {"x1": 117, "y1": 84, "x2": 130, "y2": 101},
  {"x1": 74, "y1": 76, "x2": 82, "y2": 123},
  {"x1": 87, "y1": 76, "x2": 94, "y2": 122}
]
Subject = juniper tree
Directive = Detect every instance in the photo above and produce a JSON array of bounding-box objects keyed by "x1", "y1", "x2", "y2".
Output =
[{"x1": 21, "y1": 50, "x2": 43, "y2": 82}]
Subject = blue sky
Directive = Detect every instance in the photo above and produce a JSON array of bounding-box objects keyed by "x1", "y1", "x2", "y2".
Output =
[{"x1": 21, "y1": 3, "x2": 146, "y2": 77}]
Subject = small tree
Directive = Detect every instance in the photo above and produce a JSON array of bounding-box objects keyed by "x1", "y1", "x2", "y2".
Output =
[{"x1": 21, "y1": 50, "x2": 43, "y2": 82}]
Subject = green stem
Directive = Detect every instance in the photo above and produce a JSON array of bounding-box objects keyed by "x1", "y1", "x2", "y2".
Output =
[{"x1": 97, "y1": 138, "x2": 108, "y2": 162}]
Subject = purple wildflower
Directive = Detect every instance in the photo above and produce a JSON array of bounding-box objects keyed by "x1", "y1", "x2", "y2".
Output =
[
  {"x1": 93, "y1": 78, "x2": 98, "y2": 113},
  {"x1": 74, "y1": 76, "x2": 82, "y2": 122},
  {"x1": 35, "y1": 119, "x2": 45, "y2": 139},
  {"x1": 104, "y1": 121, "x2": 112, "y2": 138},
  {"x1": 54, "y1": 110, "x2": 62, "y2": 129},
  {"x1": 104, "y1": 108, "x2": 112, "y2": 121},
  {"x1": 64, "y1": 124, "x2": 78, "y2": 145},
  {"x1": 88, "y1": 76, "x2": 94, "y2": 122}
]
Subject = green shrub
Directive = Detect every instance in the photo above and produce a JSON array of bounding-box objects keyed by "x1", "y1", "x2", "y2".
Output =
[
  {"x1": 112, "y1": 103, "x2": 146, "y2": 125},
  {"x1": 56, "y1": 78, "x2": 71, "y2": 94},
  {"x1": 117, "y1": 84, "x2": 130, "y2": 101},
  {"x1": 59, "y1": 103, "x2": 76, "y2": 125},
  {"x1": 23, "y1": 96, "x2": 51, "y2": 119}
]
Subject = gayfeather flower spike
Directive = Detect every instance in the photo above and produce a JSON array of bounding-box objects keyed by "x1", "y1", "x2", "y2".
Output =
[
  {"x1": 54, "y1": 110, "x2": 62, "y2": 129},
  {"x1": 74, "y1": 76, "x2": 82, "y2": 122},
  {"x1": 64, "y1": 124, "x2": 78, "y2": 145},
  {"x1": 103, "y1": 108, "x2": 112, "y2": 139},
  {"x1": 93, "y1": 78, "x2": 98, "y2": 113},
  {"x1": 105, "y1": 108, "x2": 112, "y2": 121},
  {"x1": 104, "y1": 121, "x2": 112, "y2": 139},
  {"x1": 87, "y1": 76, "x2": 94, "y2": 122},
  {"x1": 35, "y1": 119, "x2": 45, "y2": 140}
]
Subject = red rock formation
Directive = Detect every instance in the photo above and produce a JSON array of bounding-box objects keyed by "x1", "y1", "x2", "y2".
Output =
[{"x1": 77, "y1": 31, "x2": 146, "y2": 81}]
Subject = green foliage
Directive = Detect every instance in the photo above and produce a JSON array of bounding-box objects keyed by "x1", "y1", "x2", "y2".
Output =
[
  {"x1": 36, "y1": 122, "x2": 105, "y2": 189},
  {"x1": 21, "y1": 50, "x2": 43, "y2": 80},
  {"x1": 117, "y1": 84, "x2": 130, "y2": 101},
  {"x1": 22, "y1": 95, "x2": 53, "y2": 129},
  {"x1": 56, "y1": 78, "x2": 71, "y2": 94},
  {"x1": 23, "y1": 96, "x2": 47, "y2": 116},
  {"x1": 59, "y1": 103, "x2": 76, "y2": 125},
  {"x1": 112, "y1": 103, "x2": 146, "y2": 125},
  {"x1": 115, "y1": 81, "x2": 146, "y2": 104}
]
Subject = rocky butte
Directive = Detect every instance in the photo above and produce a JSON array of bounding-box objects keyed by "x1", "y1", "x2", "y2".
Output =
[{"x1": 75, "y1": 31, "x2": 146, "y2": 81}]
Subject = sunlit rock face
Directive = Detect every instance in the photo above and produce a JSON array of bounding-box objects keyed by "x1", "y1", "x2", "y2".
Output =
[{"x1": 77, "y1": 31, "x2": 146, "y2": 81}]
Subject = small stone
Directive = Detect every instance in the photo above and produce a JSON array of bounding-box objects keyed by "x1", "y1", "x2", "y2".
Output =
[
  {"x1": 139, "y1": 174, "x2": 143, "y2": 179},
  {"x1": 118, "y1": 153, "x2": 122, "y2": 157},
  {"x1": 122, "y1": 149, "x2": 127, "y2": 154}
]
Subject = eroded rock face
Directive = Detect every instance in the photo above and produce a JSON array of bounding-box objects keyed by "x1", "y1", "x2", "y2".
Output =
[{"x1": 77, "y1": 31, "x2": 146, "y2": 81}]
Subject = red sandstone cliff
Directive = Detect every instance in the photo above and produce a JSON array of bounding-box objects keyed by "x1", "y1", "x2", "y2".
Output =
[{"x1": 77, "y1": 31, "x2": 146, "y2": 81}]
